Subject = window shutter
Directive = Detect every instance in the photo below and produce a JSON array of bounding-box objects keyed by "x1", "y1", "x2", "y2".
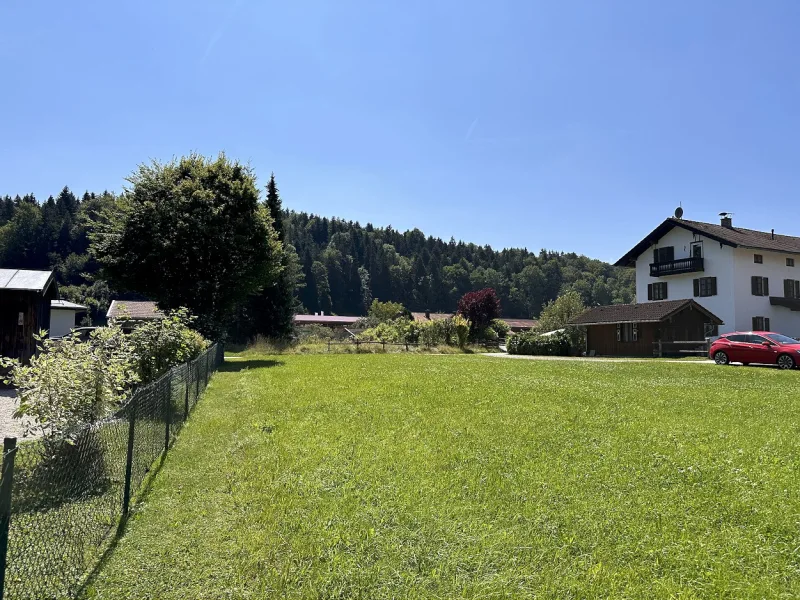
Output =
[
  {"x1": 763, "y1": 278, "x2": 769, "y2": 296},
  {"x1": 751, "y1": 276, "x2": 758, "y2": 295},
  {"x1": 765, "y1": 318, "x2": 771, "y2": 331},
  {"x1": 711, "y1": 277, "x2": 717, "y2": 296},
  {"x1": 616, "y1": 324, "x2": 621, "y2": 341},
  {"x1": 693, "y1": 279, "x2": 700, "y2": 297},
  {"x1": 786, "y1": 279, "x2": 792, "y2": 298},
  {"x1": 752, "y1": 317, "x2": 758, "y2": 331},
  {"x1": 662, "y1": 282, "x2": 668, "y2": 299},
  {"x1": 795, "y1": 280, "x2": 800, "y2": 299},
  {"x1": 665, "y1": 246, "x2": 674, "y2": 262},
  {"x1": 653, "y1": 249, "x2": 659, "y2": 264},
  {"x1": 632, "y1": 323, "x2": 638, "y2": 341},
  {"x1": 647, "y1": 284, "x2": 653, "y2": 301}
]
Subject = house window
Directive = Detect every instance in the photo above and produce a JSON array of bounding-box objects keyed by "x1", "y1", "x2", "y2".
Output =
[
  {"x1": 693, "y1": 277, "x2": 717, "y2": 297},
  {"x1": 704, "y1": 323, "x2": 719, "y2": 337},
  {"x1": 653, "y1": 246, "x2": 675, "y2": 264},
  {"x1": 788, "y1": 258, "x2": 796, "y2": 267},
  {"x1": 784, "y1": 279, "x2": 800, "y2": 299},
  {"x1": 754, "y1": 254, "x2": 763, "y2": 264},
  {"x1": 617, "y1": 323, "x2": 638, "y2": 342},
  {"x1": 752, "y1": 316, "x2": 771, "y2": 331},
  {"x1": 751, "y1": 276, "x2": 769, "y2": 296},
  {"x1": 691, "y1": 242, "x2": 703, "y2": 259},
  {"x1": 647, "y1": 282, "x2": 668, "y2": 301}
]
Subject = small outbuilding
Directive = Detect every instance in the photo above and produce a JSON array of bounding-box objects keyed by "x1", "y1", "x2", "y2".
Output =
[
  {"x1": 293, "y1": 314, "x2": 361, "y2": 328},
  {"x1": 570, "y1": 299, "x2": 723, "y2": 357},
  {"x1": 0, "y1": 269, "x2": 58, "y2": 363},
  {"x1": 50, "y1": 300, "x2": 89, "y2": 338},
  {"x1": 106, "y1": 300, "x2": 165, "y2": 332}
]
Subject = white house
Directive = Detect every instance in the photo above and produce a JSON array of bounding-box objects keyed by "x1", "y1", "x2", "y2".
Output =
[
  {"x1": 49, "y1": 300, "x2": 88, "y2": 338},
  {"x1": 615, "y1": 214, "x2": 800, "y2": 337}
]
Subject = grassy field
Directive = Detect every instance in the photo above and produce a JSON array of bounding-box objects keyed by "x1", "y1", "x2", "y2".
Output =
[{"x1": 85, "y1": 355, "x2": 800, "y2": 599}]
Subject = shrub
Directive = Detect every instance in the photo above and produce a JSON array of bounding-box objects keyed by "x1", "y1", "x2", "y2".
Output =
[
  {"x1": 127, "y1": 308, "x2": 208, "y2": 384},
  {"x1": 361, "y1": 319, "x2": 419, "y2": 344},
  {"x1": 452, "y1": 315, "x2": 470, "y2": 349},
  {"x1": 419, "y1": 321, "x2": 442, "y2": 347},
  {"x1": 507, "y1": 330, "x2": 571, "y2": 356},
  {"x1": 368, "y1": 300, "x2": 409, "y2": 323},
  {"x1": 489, "y1": 318, "x2": 511, "y2": 338},
  {"x1": 457, "y1": 288, "x2": 501, "y2": 334}
]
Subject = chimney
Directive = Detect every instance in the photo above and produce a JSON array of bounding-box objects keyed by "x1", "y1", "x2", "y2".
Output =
[
  {"x1": 720, "y1": 213, "x2": 733, "y2": 229},
  {"x1": 321, "y1": 311, "x2": 325, "y2": 316},
  {"x1": 772, "y1": 229, "x2": 775, "y2": 240}
]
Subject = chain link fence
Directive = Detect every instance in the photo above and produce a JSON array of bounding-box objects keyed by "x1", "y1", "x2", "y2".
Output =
[{"x1": 0, "y1": 343, "x2": 223, "y2": 600}]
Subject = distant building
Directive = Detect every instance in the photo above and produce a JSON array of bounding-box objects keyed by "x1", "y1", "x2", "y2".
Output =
[
  {"x1": 293, "y1": 314, "x2": 361, "y2": 328},
  {"x1": 50, "y1": 300, "x2": 88, "y2": 338},
  {"x1": 106, "y1": 300, "x2": 165, "y2": 330},
  {"x1": 0, "y1": 269, "x2": 58, "y2": 363}
]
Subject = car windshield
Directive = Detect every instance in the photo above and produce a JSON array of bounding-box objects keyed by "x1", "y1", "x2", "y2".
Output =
[{"x1": 766, "y1": 333, "x2": 799, "y2": 344}]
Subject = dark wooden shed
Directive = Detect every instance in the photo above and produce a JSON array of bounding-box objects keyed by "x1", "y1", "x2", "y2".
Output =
[
  {"x1": 569, "y1": 299, "x2": 723, "y2": 357},
  {"x1": 0, "y1": 269, "x2": 58, "y2": 363}
]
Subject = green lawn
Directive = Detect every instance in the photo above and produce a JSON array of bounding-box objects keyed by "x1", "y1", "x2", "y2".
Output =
[{"x1": 85, "y1": 355, "x2": 800, "y2": 599}]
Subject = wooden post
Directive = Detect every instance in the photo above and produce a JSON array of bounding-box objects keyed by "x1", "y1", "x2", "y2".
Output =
[{"x1": 0, "y1": 438, "x2": 18, "y2": 600}]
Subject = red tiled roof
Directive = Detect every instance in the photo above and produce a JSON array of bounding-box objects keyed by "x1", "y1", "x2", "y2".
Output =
[{"x1": 569, "y1": 299, "x2": 723, "y2": 326}]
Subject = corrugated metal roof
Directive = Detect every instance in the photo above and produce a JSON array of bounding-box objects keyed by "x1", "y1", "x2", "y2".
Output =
[
  {"x1": 294, "y1": 314, "x2": 361, "y2": 325},
  {"x1": 0, "y1": 269, "x2": 54, "y2": 292},
  {"x1": 51, "y1": 300, "x2": 88, "y2": 311}
]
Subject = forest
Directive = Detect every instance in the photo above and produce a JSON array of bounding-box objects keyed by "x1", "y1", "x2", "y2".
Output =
[{"x1": 0, "y1": 185, "x2": 635, "y2": 325}]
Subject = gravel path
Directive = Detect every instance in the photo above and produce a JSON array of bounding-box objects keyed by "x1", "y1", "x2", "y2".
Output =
[{"x1": 0, "y1": 389, "x2": 37, "y2": 440}]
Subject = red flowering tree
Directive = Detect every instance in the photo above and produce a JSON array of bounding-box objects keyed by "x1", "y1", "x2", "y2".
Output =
[{"x1": 457, "y1": 288, "x2": 501, "y2": 334}]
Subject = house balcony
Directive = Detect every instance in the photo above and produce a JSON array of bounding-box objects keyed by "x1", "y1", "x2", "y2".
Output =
[
  {"x1": 649, "y1": 257, "x2": 704, "y2": 277},
  {"x1": 770, "y1": 296, "x2": 800, "y2": 312}
]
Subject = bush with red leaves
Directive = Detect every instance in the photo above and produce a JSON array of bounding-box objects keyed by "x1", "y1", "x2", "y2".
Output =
[{"x1": 457, "y1": 288, "x2": 501, "y2": 333}]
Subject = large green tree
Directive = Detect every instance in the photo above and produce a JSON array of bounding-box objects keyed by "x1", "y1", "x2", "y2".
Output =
[{"x1": 90, "y1": 154, "x2": 282, "y2": 337}]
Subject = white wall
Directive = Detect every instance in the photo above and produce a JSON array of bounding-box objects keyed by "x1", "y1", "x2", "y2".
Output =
[
  {"x1": 732, "y1": 248, "x2": 800, "y2": 337},
  {"x1": 634, "y1": 226, "x2": 736, "y2": 332},
  {"x1": 49, "y1": 309, "x2": 78, "y2": 338}
]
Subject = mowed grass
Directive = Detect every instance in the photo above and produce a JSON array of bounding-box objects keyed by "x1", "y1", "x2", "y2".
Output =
[{"x1": 85, "y1": 355, "x2": 800, "y2": 599}]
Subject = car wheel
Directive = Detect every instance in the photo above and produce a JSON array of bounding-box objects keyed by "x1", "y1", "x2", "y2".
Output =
[
  {"x1": 777, "y1": 354, "x2": 796, "y2": 370},
  {"x1": 714, "y1": 351, "x2": 730, "y2": 365}
]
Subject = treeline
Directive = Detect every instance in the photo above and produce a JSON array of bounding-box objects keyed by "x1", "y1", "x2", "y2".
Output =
[
  {"x1": 1, "y1": 185, "x2": 635, "y2": 328},
  {"x1": 286, "y1": 211, "x2": 635, "y2": 318},
  {"x1": 0, "y1": 189, "x2": 119, "y2": 323}
]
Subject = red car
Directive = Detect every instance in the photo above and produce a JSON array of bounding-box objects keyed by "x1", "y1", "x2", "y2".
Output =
[{"x1": 709, "y1": 331, "x2": 800, "y2": 370}]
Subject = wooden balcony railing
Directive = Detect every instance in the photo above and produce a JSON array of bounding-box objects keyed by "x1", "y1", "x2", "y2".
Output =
[{"x1": 649, "y1": 257, "x2": 704, "y2": 277}]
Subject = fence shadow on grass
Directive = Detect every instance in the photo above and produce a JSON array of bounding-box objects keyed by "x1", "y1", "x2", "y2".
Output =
[{"x1": 219, "y1": 359, "x2": 283, "y2": 373}]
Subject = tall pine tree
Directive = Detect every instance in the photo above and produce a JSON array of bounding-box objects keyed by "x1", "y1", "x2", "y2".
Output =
[{"x1": 236, "y1": 174, "x2": 298, "y2": 341}]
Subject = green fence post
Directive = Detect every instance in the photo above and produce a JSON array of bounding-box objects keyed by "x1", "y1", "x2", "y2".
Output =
[
  {"x1": 0, "y1": 438, "x2": 18, "y2": 600},
  {"x1": 184, "y1": 364, "x2": 190, "y2": 421}
]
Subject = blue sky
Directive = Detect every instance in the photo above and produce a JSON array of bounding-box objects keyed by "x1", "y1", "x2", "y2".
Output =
[{"x1": 2, "y1": 0, "x2": 800, "y2": 262}]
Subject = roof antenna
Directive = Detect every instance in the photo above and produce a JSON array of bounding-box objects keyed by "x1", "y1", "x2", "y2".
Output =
[{"x1": 674, "y1": 204, "x2": 683, "y2": 219}]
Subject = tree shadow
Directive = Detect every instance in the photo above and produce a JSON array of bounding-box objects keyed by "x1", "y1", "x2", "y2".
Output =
[{"x1": 220, "y1": 359, "x2": 284, "y2": 373}]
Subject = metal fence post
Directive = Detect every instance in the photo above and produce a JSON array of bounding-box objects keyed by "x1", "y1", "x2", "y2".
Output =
[
  {"x1": 184, "y1": 364, "x2": 190, "y2": 421},
  {"x1": 0, "y1": 438, "x2": 18, "y2": 600},
  {"x1": 164, "y1": 380, "x2": 172, "y2": 454},
  {"x1": 122, "y1": 403, "x2": 136, "y2": 516}
]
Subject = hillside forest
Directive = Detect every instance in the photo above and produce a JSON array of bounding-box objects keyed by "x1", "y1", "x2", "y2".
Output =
[{"x1": 0, "y1": 186, "x2": 634, "y2": 326}]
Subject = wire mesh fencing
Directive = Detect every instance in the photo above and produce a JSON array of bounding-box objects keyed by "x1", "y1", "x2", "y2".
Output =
[{"x1": 0, "y1": 342, "x2": 223, "y2": 600}]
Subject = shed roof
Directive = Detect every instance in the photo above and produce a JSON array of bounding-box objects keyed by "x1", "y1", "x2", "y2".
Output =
[
  {"x1": 411, "y1": 312, "x2": 453, "y2": 322},
  {"x1": 294, "y1": 314, "x2": 361, "y2": 325},
  {"x1": 503, "y1": 318, "x2": 538, "y2": 329},
  {"x1": 616, "y1": 218, "x2": 800, "y2": 266},
  {"x1": 0, "y1": 269, "x2": 55, "y2": 292},
  {"x1": 51, "y1": 300, "x2": 88, "y2": 311},
  {"x1": 569, "y1": 299, "x2": 723, "y2": 326},
  {"x1": 107, "y1": 300, "x2": 165, "y2": 320}
]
